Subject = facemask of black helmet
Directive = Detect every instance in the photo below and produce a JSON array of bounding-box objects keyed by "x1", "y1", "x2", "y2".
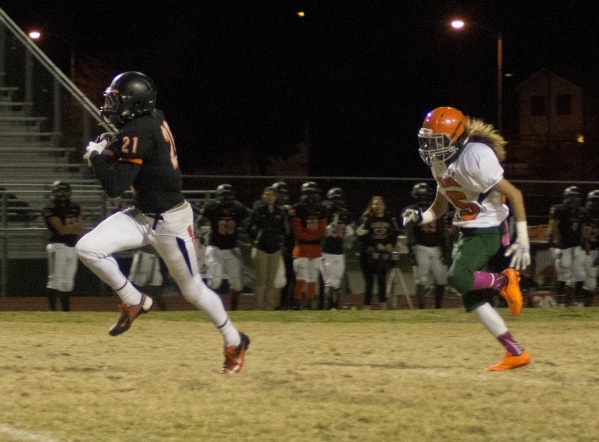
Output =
[
  {"x1": 53, "y1": 183, "x2": 71, "y2": 206},
  {"x1": 216, "y1": 185, "x2": 235, "y2": 209},
  {"x1": 100, "y1": 72, "x2": 157, "y2": 128},
  {"x1": 563, "y1": 187, "x2": 581, "y2": 208},
  {"x1": 586, "y1": 190, "x2": 599, "y2": 215},
  {"x1": 300, "y1": 183, "x2": 321, "y2": 209},
  {"x1": 326, "y1": 188, "x2": 345, "y2": 210}
]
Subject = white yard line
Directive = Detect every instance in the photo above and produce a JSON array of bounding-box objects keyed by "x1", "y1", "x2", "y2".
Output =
[{"x1": 0, "y1": 424, "x2": 66, "y2": 442}]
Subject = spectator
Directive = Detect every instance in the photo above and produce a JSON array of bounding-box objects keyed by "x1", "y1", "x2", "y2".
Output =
[
  {"x1": 356, "y1": 195, "x2": 397, "y2": 309},
  {"x1": 547, "y1": 186, "x2": 585, "y2": 306},
  {"x1": 272, "y1": 181, "x2": 295, "y2": 310},
  {"x1": 292, "y1": 181, "x2": 327, "y2": 309},
  {"x1": 201, "y1": 184, "x2": 250, "y2": 310},
  {"x1": 247, "y1": 187, "x2": 287, "y2": 310},
  {"x1": 404, "y1": 106, "x2": 530, "y2": 370},
  {"x1": 128, "y1": 244, "x2": 168, "y2": 311},
  {"x1": 43, "y1": 181, "x2": 86, "y2": 311},
  {"x1": 321, "y1": 187, "x2": 354, "y2": 310},
  {"x1": 403, "y1": 182, "x2": 448, "y2": 309}
]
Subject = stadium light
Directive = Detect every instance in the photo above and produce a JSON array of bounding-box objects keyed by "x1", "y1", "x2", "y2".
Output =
[
  {"x1": 451, "y1": 19, "x2": 503, "y2": 133},
  {"x1": 28, "y1": 30, "x2": 76, "y2": 84}
]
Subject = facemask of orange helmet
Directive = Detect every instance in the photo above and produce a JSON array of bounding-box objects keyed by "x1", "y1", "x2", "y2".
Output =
[{"x1": 417, "y1": 106, "x2": 468, "y2": 166}]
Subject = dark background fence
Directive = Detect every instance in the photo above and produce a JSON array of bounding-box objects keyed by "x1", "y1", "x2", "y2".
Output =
[{"x1": 2, "y1": 175, "x2": 596, "y2": 298}]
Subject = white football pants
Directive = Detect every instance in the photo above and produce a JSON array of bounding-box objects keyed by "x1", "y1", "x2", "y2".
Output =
[
  {"x1": 413, "y1": 244, "x2": 448, "y2": 287},
  {"x1": 46, "y1": 243, "x2": 79, "y2": 292},
  {"x1": 76, "y1": 201, "x2": 230, "y2": 328},
  {"x1": 320, "y1": 253, "x2": 345, "y2": 289}
]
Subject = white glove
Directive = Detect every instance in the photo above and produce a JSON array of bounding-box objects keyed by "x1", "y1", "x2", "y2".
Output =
[
  {"x1": 83, "y1": 139, "x2": 108, "y2": 166},
  {"x1": 402, "y1": 207, "x2": 423, "y2": 226},
  {"x1": 504, "y1": 221, "x2": 531, "y2": 270}
]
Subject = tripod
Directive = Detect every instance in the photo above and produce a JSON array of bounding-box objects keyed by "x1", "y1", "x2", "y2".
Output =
[{"x1": 386, "y1": 254, "x2": 413, "y2": 309}]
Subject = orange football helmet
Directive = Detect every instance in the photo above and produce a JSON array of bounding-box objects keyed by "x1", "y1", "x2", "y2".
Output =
[{"x1": 418, "y1": 106, "x2": 467, "y2": 166}]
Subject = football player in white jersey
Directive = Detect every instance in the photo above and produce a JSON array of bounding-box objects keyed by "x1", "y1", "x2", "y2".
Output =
[{"x1": 403, "y1": 106, "x2": 531, "y2": 371}]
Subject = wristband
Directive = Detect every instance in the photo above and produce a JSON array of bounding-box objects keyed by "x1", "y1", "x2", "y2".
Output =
[
  {"x1": 515, "y1": 220, "x2": 528, "y2": 240},
  {"x1": 421, "y1": 210, "x2": 434, "y2": 225}
]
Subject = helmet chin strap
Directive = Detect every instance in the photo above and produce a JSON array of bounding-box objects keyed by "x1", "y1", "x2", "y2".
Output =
[{"x1": 444, "y1": 135, "x2": 469, "y2": 164}]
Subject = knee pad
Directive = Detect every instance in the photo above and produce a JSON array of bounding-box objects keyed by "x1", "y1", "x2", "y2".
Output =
[{"x1": 462, "y1": 289, "x2": 496, "y2": 312}]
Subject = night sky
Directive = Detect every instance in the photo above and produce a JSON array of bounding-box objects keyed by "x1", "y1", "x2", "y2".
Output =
[{"x1": 3, "y1": 1, "x2": 599, "y2": 177}]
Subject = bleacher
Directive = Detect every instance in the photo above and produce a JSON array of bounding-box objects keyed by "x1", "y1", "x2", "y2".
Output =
[
  {"x1": 0, "y1": 86, "x2": 84, "y2": 179},
  {"x1": 0, "y1": 83, "x2": 103, "y2": 259}
]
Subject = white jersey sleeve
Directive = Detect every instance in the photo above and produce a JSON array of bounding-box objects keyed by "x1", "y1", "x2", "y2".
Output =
[{"x1": 431, "y1": 142, "x2": 508, "y2": 228}]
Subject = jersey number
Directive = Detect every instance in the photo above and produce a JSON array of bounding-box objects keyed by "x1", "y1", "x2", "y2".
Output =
[
  {"x1": 217, "y1": 219, "x2": 236, "y2": 236},
  {"x1": 306, "y1": 218, "x2": 320, "y2": 230},
  {"x1": 445, "y1": 191, "x2": 480, "y2": 221},
  {"x1": 160, "y1": 121, "x2": 179, "y2": 170}
]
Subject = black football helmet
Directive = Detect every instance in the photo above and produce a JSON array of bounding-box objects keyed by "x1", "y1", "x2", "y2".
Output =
[
  {"x1": 411, "y1": 182, "x2": 432, "y2": 206},
  {"x1": 563, "y1": 186, "x2": 582, "y2": 207},
  {"x1": 100, "y1": 72, "x2": 157, "y2": 128},
  {"x1": 300, "y1": 181, "x2": 320, "y2": 205},
  {"x1": 271, "y1": 181, "x2": 290, "y2": 205},
  {"x1": 585, "y1": 189, "x2": 599, "y2": 215},
  {"x1": 215, "y1": 184, "x2": 235, "y2": 208},
  {"x1": 326, "y1": 187, "x2": 345, "y2": 210},
  {"x1": 52, "y1": 180, "x2": 71, "y2": 206}
]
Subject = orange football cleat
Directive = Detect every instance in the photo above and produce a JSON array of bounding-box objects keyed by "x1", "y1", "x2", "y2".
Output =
[
  {"x1": 487, "y1": 350, "x2": 531, "y2": 371},
  {"x1": 220, "y1": 332, "x2": 250, "y2": 374},
  {"x1": 500, "y1": 268, "x2": 523, "y2": 316}
]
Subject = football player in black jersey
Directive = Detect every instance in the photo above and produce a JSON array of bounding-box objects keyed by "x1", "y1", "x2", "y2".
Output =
[
  {"x1": 292, "y1": 182, "x2": 327, "y2": 309},
  {"x1": 76, "y1": 72, "x2": 249, "y2": 374},
  {"x1": 43, "y1": 181, "x2": 86, "y2": 311},
  {"x1": 547, "y1": 186, "x2": 585, "y2": 306},
  {"x1": 200, "y1": 184, "x2": 250, "y2": 311},
  {"x1": 581, "y1": 190, "x2": 599, "y2": 306},
  {"x1": 402, "y1": 182, "x2": 448, "y2": 309},
  {"x1": 321, "y1": 187, "x2": 354, "y2": 309}
]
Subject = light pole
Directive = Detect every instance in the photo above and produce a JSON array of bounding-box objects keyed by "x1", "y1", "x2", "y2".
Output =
[
  {"x1": 451, "y1": 19, "x2": 503, "y2": 133},
  {"x1": 28, "y1": 30, "x2": 75, "y2": 84}
]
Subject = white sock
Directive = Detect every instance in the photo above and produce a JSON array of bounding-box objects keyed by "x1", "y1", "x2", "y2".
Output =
[
  {"x1": 180, "y1": 276, "x2": 241, "y2": 347},
  {"x1": 116, "y1": 281, "x2": 143, "y2": 306},
  {"x1": 474, "y1": 302, "x2": 508, "y2": 337},
  {"x1": 218, "y1": 319, "x2": 241, "y2": 347}
]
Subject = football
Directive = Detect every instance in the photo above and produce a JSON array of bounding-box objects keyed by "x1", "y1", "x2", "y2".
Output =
[{"x1": 101, "y1": 143, "x2": 119, "y2": 168}]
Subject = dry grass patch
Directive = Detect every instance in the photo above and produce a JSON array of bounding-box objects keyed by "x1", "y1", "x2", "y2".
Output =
[{"x1": 0, "y1": 308, "x2": 598, "y2": 441}]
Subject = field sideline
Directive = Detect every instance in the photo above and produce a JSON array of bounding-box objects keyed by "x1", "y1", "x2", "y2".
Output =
[{"x1": 1, "y1": 308, "x2": 598, "y2": 442}]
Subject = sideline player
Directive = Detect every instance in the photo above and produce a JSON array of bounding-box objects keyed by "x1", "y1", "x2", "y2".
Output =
[
  {"x1": 76, "y1": 71, "x2": 249, "y2": 374},
  {"x1": 43, "y1": 181, "x2": 86, "y2": 311},
  {"x1": 292, "y1": 181, "x2": 327, "y2": 309},
  {"x1": 403, "y1": 182, "x2": 448, "y2": 309},
  {"x1": 200, "y1": 184, "x2": 250, "y2": 311},
  {"x1": 547, "y1": 186, "x2": 585, "y2": 306},
  {"x1": 580, "y1": 190, "x2": 599, "y2": 306},
  {"x1": 321, "y1": 187, "x2": 354, "y2": 309},
  {"x1": 404, "y1": 106, "x2": 531, "y2": 371}
]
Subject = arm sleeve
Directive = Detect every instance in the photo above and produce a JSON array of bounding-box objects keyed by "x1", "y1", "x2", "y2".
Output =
[
  {"x1": 247, "y1": 210, "x2": 259, "y2": 241},
  {"x1": 91, "y1": 155, "x2": 140, "y2": 198}
]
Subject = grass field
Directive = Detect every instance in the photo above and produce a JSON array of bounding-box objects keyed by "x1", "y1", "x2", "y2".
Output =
[{"x1": 1, "y1": 307, "x2": 598, "y2": 442}]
